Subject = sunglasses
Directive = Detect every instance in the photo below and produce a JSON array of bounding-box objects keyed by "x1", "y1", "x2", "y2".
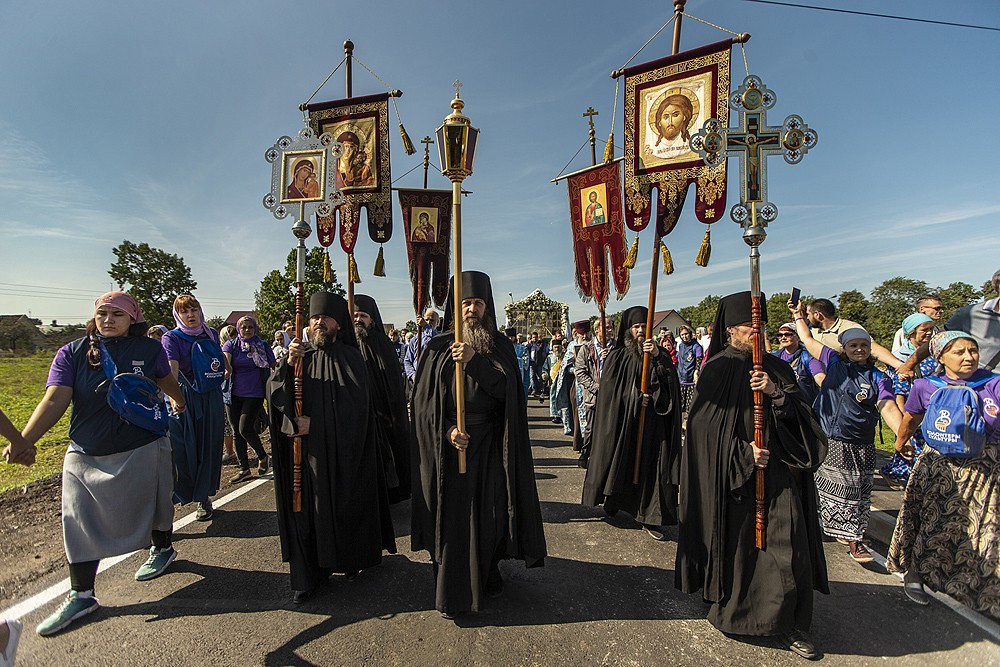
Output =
[{"x1": 776, "y1": 332, "x2": 795, "y2": 338}]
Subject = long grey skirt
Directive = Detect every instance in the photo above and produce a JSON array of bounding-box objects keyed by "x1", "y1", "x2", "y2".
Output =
[{"x1": 62, "y1": 436, "x2": 175, "y2": 563}]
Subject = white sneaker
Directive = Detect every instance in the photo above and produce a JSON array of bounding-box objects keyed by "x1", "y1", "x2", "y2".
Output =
[{"x1": 1, "y1": 619, "x2": 23, "y2": 667}]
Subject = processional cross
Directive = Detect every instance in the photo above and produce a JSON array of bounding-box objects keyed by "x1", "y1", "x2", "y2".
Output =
[
  {"x1": 691, "y1": 75, "x2": 816, "y2": 231},
  {"x1": 690, "y1": 75, "x2": 818, "y2": 550}
]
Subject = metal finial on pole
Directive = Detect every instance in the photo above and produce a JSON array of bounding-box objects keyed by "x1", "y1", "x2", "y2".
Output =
[{"x1": 421, "y1": 136, "x2": 433, "y2": 189}]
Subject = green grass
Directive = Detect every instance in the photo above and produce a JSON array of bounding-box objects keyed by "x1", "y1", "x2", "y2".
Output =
[
  {"x1": 876, "y1": 419, "x2": 898, "y2": 454},
  {"x1": 0, "y1": 353, "x2": 69, "y2": 493}
]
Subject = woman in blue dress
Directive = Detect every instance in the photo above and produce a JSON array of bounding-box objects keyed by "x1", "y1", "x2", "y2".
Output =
[{"x1": 881, "y1": 313, "x2": 937, "y2": 489}]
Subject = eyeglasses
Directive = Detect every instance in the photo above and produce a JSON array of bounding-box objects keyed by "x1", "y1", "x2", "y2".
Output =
[{"x1": 926, "y1": 306, "x2": 944, "y2": 312}]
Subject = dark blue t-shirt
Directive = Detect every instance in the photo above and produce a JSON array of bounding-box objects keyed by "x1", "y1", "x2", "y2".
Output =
[
  {"x1": 676, "y1": 340, "x2": 703, "y2": 384},
  {"x1": 812, "y1": 348, "x2": 893, "y2": 444},
  {"x1": 47, "y1": 335, "x2": 170, "y2": 456}
]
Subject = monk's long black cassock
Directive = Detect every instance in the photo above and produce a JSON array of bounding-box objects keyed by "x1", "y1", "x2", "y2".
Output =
[
  {"x1": 269, "y1": 341, "x2": 396, "y2": 592},
  {"x1": 675, "y1": 345, "x2": 829, "y2": 636},
  {"x1": 411, "y1": 272, "x2": 546, "y2": 615},
  {"x1": 581, "y1": 306, "x2": 681, "y2": 527},
  {"x1": 355, "y1": 294, "x2": 412, "y2": 503}
]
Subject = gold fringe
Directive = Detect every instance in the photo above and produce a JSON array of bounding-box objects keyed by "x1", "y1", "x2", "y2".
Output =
[
  {"x1": 623, "y1": 234, "x2": 638, "y2": 269},
  {"x1": 602, "y1": 132, "x2": 615, "y2": 163},
  {"x1": 373, "y1": 245, "x2": 386, "y2": 277},
  {"x1": 348, "y1": 253, "x2": 361, "y2": 284},
  {"x1": 695, "y1": 228, "x2": 712, "y2": 267},
  {"x1": 399, "y1": 123, "x2": 415, "y2": 156},
  {"x1": 661, "y1": 241, "x2": 674, "y2": 275},
  {"x1": 323, "y1": 250, "x2": 332, "y2": 283}
]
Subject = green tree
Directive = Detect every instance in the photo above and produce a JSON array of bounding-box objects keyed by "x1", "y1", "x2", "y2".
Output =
[
  {"x1": 108, "y1": 240, "x2": 198, "y2": 327},
  {"x1": 205, "y1": 316, "x2": 226, "y2": 330},
  {"x1": 836, "y1": 289, "x2": 869, "y2": 329},
  {"x1": 254, "y1": 247, "x2": 345, "y2": 336},
  {"x1": 765, "y1": 292, "x2": 792, "y2": 344},
  {"x1": 404, "y1": 320, "x2": 417, "y2": 332},
  {"x1": 935, "y1": 281, "x2": 978, "y2": 322},
  {"x1": 981, "y1": 279, "x2": 998, "y2": 300},
  {"x1": 865, "y1": 277, "x2": 929, "y2": 345},
  {"x1": 679, "y1": 295, "x2": 721, "y2": 330}
]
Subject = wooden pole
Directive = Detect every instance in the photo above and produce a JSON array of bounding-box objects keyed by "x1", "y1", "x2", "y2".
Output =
[
  {"x1": 452, "y1": 179, "x2": 466, "y2": 474},
  {"x1": 747, "y1": 202, "x2": 767, "y2": 550},
  {"x1": 344, "y1": 39, "x2": 355, "y2": 315},
  {"x1": 633, "y1": 0, "x2": 685, "y2": 485},
  {"x1": 292, "y1": 202, "x2": 307, "y2": 513}
]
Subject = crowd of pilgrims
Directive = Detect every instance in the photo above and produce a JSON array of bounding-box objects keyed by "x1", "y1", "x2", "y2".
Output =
[{"x1": 1, "y1": 268, "x2": 998, "y2": 663}]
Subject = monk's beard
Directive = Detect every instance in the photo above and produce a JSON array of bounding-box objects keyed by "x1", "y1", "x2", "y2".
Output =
[
  {"x1": 625, "y1": 335, "x2": 643, "y2": 359},
  {"x1": 462, "y1": 316, "x2": 495, "y2": 356},
  {"x1": 728, "y1": 335, "x2": 753, "y2": 354},
  {"x1": 354, "y1": 323, "x2": 369, "y2": 341},
  {"x1": 308, "y1": 330, "x2": 336, "y2": 348}
]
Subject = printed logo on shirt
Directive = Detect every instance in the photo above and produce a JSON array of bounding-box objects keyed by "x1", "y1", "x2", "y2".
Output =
[
  {"x1": 934, "y1": 409, "x2": 952, "y2": 431},
  {"x1": 855, "y1": 388, "x2": 869, "y2": 402},
  {"x1": 984, "y1": 398, "x2": 999, "y2": 419},
  {"x1": 211, "y1": 358, "x2": 221, "y2": 372}
]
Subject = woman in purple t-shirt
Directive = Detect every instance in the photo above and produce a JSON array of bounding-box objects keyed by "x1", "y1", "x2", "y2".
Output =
[
  {"x1": 222, "y1": 316, "x2": 276, "y2": 483},
  {"x1": 888, "y1": 331, "x2": 1000, "y2": 617}
]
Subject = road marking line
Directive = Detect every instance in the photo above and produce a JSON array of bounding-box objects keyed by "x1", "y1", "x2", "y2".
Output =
[
  {"x1": 865, "y1": 518, "x2": 1000, "y2": 643},
  {"x1": 1, "y1": 476, "x2": 273, "y2": 622}
]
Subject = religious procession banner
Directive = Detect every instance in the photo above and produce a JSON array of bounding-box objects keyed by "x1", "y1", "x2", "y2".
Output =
[
  {"x1": 623, "y1": 39, "x2": 731, "y2": 236},
  {"x1": 397, "y1": 188, "x2": 452, "y2": 316},
  {"x1": 306, "y1": 93, "x2": 393, "y2": 253},
  {"x1": 566, "y1": 161, "x2": 629, "y2": 306}
]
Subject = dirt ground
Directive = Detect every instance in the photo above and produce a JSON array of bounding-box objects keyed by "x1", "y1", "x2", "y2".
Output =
[{"x1": 0, "y1": 433, "x2": 269, "y2": 605}]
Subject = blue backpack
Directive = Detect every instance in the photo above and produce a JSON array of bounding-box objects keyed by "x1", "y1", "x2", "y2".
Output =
[
  {"x1": 172, "y1": 329, "x2": 226, "y2": 393},
  {"x1": 920, "y1": 374, "x2": 997, "y2": 459},
  {"x1": 99, "y1": 342, "x2": 168, "y2": 435}
]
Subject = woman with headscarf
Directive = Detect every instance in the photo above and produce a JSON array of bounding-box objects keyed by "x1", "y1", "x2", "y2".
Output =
[
  {"x1": 880, "y1": 313, "x2": 937, "y2": 488},
  {"x1": 790, "y1": 301, "x2": 903, "y2": 564},
  {"x1": 887, "y1": 331, "x2": 1000, "y2": 616},
  {"x1": 161, "y1": 295, "x2": 230, "y2": 521},
  {"x1": 19, "y1": 292, "x2": 186, "y2": 636},
  {"x1": 222, "y1": 316, "x2": 275, "y2": 483}
]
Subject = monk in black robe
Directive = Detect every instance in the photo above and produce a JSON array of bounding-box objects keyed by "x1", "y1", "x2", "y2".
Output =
[
  {"x1": 269, "y1": 291, "x2": 395, "y2": 603},
  {"x1": 582, "y1": 306, "x2": 681, "y2": 538},
  {"x1": 675, "y1": 291, "x2": 828, "y2": 659},
  {"x1": 354, "y1": 294, "x2": 411, "y2": 503},
  {"x1": 411, "y1": 271, "x2": 547, "y2": 618}
]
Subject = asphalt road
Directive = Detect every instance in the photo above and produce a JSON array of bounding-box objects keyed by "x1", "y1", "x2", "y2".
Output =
[{"x1": 7, "y1": 399, "x2": 1000, "y2": 666}]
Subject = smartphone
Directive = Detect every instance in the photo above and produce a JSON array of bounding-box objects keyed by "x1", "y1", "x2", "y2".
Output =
[{"x1": 790, "y1": 287, "x2": 801, "y2": 308}]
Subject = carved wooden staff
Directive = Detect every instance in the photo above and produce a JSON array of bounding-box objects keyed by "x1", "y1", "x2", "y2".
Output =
[
  {"x1": 290, "y1": 210, "x2": 311, "y2": 512},
  {"x1": 745, "y1": 208, "x2": 767, "y2": 549},
  {"x1": 633, "y1": 0, "x2": 686, "y2": 485}
]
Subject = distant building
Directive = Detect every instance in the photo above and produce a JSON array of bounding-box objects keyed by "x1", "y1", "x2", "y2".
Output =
[
  {"x1": 224, "y1": 310, "x2": 255, "y2": 327},
  {"x1": 650, "y1": 309, "x2": 690, "y2": 335},
  {"x1": 0, "y1": 315, "x2": 45, "y2": 352}
]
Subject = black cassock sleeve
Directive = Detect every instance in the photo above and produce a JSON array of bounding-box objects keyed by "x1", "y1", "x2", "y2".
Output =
[{"x1": 465, "y1": 352, "x2": 506, "y2": 399}]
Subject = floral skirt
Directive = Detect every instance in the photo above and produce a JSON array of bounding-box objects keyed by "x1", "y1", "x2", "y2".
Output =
[{"x1": 887, "y1": 442, "x2": 1000, "y2": 620}]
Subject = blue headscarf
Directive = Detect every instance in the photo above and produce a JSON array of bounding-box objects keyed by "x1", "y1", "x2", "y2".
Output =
[{"x1": 895, "y1": 313, "x2": 934, "y2": 361}]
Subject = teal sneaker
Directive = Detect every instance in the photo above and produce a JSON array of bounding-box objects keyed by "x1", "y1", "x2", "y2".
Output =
[
  {"x1": 36, "y1": 591, "x2": 100, "y2": 636},
  {"x1": 134, "y1": 546, "x2": 177, "y2": 581}
]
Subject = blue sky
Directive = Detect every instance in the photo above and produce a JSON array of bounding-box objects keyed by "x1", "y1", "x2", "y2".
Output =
[{"x1": 1, "y1": 1, "x2": 997, "y2": 329}]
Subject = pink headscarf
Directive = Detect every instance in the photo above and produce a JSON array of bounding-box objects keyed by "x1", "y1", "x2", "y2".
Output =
[{"x1": 95, "y1": 291, "x2": 145, "y2": 323}]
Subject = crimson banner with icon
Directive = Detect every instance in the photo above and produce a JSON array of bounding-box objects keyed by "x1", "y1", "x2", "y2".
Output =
[{"x1": 397, "y1": 188, "x2": 452, "y2": 316}]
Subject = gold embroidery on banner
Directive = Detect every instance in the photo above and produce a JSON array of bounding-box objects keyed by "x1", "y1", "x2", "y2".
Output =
[{"x1": 624, "y1": 46, "x2": 731, "y2": 228}]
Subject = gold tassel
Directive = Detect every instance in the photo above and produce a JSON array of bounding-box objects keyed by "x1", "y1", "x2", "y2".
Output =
[
  {"x1": 602, "y1": 132, "x2": 615, "y2": 164},
  {"x1": 348, "y1": 253, "x2": 361, "y2": 284},
  {"x1": 373, "y1": 245, "x2": 386, "y2": 277},
  {"x1": 399, "y1": 123, "x2": 415, "y2": 156},
  {"x1": 623, "y1": 234, "x2": 638, "y2": 269},
  {"x1": 323, "y1": 250, "x2": 332, "y2": 283},
  {"x1": 661, "y1": 241, "x2": 674, "y2": 275},
  {"x1": 695, "y1": 228, "x2": 712, "y2": 267}
]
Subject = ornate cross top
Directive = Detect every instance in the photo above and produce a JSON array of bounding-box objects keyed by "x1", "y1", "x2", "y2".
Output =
[
  {"x1": 690, "y1": 75, "x2": 817, "y2": 229},
  {"x1": 583, "y1": 106, "x2": 599, "y2": 128},
  {"x1": 453, "y1": 80, "x2": 463, "y2": 98}
]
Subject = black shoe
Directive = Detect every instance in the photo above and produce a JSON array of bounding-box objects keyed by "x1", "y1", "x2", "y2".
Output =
[
  {"x1": 551, "y1": 417, "x2": 561, "y2": 424},
  {"x1": 784, "y1": 630, "x2": 818, "y2": 660},
  {"x1": 344, "y1": 570, "x2": 359, "y2": 582},
  {"x1": 195, "y1": 500, "x2": 214, "y2": 521},
  {"x1": 577, "y1": 455, "x2": 589, "y2": 469},
  {"x1": 440, "y1": 611, "x2": 456, "y2": 620},
  {"x1": 292, "y1": 588, "x2": 314, "y2": 604},
  {"x1": 485, "y1": 564, "x2": 504, "y2": 599},
  {"x1": 257, "y1": 454, "x2": 270, "y2": 475},
  {"x1": 644, "y1": 525, "x2": 667, "y2": 541}
]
